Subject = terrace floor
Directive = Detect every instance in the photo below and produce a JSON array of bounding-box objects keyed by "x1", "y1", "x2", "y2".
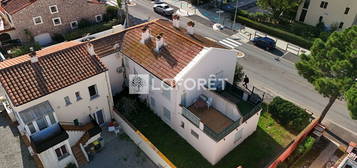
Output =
[{"x1": 188, "y1": 99, "x2": 233, "y2": 133}]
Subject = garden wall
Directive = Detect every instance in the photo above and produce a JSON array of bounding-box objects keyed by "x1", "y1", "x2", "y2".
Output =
[{"x1": 113, "y1": 109, "x2": 176, "y2": 168}]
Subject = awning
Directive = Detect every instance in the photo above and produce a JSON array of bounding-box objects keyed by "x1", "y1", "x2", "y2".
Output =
[{"x1": 18, "y1": 101, "x2": 54, "y2": 124}]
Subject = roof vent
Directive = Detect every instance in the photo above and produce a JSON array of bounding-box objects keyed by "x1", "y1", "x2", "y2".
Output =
[
  {"x1": 29, "y1": 47, "x2": 38, "y2": 63},
  {"x1": 172, "y1": 15, "x2": 180, "y2": 28},
  {"x1": 86, "y1": 43, "x2": 96, "y2": 56},
  {"x1": 155, "y1": 33, "x2": 164, "y2": 52},
  {"x1": 141, "y1": 25, "x2": 151, "y2": 44},
  {"x1": 187, "y1": 21, "x2": 195, "y2": 35}
]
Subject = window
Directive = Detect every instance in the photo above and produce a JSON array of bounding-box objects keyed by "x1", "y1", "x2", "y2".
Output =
[
  {"x1": 52, "y1": 17, "x2": 62, "y2": 26},
  {"x1": 339, "y1": 22, "x2": 344, "y2": 29},
  {"x1": 320, "y1": 1, "x2": 328, "y2": 9},
  {"x1": 162, "y1": 84, "x2": 171, "y2": 100},
  {"x1": 191, "y1": 130, "x2": 199, "y2": 139},
  {"x1": 302, "y1": 0, "x2": 310, "y2": 9},
  {"x1": 64, "y1": 96, "x2": 71, "y2": 106},
  {"x1": 163, "y1": 107, "x2": 171, "y2": 121},
  {"x1": 150, "y1": 97, "x2": 155, "y2": 107},
  {"x1": 88, "y1": 85, "x2": 99, "y2": 99},
  {"x1": 33, "y1": 16, "x2": 43, "y2": 25},
  {"x1": 299, "y1": 9, "x2": 308, "y2": 22},
  {"x1": 95, "y1": 14, "x2": 103, "y2": 23},
  {"x1": 49, "y1": 5, "x2": 58, "y2": 14},
  {"x1": 70, "y1": 21, "x2": 78, "y2": 29},
  {"x1": 48, "y1": 112, "x2": 57, "y2": 125},
  {"x1": 27, "y1": 122, "x2": 36, "y2": 134},
  {"x1": 75, "y1": 91, "x2": 82, "y2": 101},
  {"x1": 36, "y1": 117, "x2": 48, "y2": 130},
  {"x1": 55, "y1": 145, "x2": 69, "y2": 160},
  {"x1": 180, "y1": 121, "x2": 185, "y2": 129},
  {"x1": 344, "y1": 7, "x2": 350, "y2": 15},
  {"x1": 319, "y1": 16, "x2": 323, "y2": 22}
]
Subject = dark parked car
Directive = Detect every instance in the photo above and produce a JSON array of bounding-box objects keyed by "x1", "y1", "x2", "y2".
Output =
[
  {"x1": 252, "y1": 37, "x2": 276, "y2": 50},
  {"x1": 153, "y1": 3, "x2": 174, "y2": 16}
]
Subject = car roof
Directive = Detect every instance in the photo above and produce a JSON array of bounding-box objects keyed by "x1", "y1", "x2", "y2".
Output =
[{"x1": 257, "y1": 37, "x2": 275, "y2": 42}]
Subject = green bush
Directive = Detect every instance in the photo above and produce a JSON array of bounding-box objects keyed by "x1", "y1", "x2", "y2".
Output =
[
  {"x1": 10, "y1": 42, "x2": 41, "y2": 58},
  {"x1": 106, "y1": 6, "x2": 119, "y2": 21},
  {"x1": 65, "y1": 162, "x2": 77, "y2": 168},
  {"x1": 52, "y1": 33, "x2": 65, "y2": 43},
  {"x1": 268, "y1": 97, "x2": 311, "y2": 133},
  {"x1": 64, "y1": 19, "x2": 119, "y2": 41},
  {"x1": 236, "y1": 16, "x2": 313, "y2": 49},
  {"x1": 283, "y1": 136, "x2": 316, "y2": 166},
  {"x1": 78, "y1": 19, "x2": 91, "y2": 28}
]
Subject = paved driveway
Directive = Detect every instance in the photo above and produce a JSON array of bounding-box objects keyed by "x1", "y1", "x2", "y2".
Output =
[
  {"x1": 0, "y1": 111, "x2": 36, "y2": 168},
  {"x1": 83, "y1": 130, "x2": 157, "y2": 168}
]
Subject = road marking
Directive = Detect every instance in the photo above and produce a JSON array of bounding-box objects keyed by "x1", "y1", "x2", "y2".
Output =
[{"x1": 218, "y1": 38, "x2": 242, "y2": 49}]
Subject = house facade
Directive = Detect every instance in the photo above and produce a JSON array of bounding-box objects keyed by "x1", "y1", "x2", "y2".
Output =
[
  {"x1": 0, "y1": 0, "x2": 106, "y2": 45},
  {"x1": 295, "y1": 0, "x2": 357, "y2": 29},
  {"x1": 0, "y1": 41, "x2": 113, "y2": 168},
  {"x1": 91, "y1": 19, "x2": 263, "y2": 165}
]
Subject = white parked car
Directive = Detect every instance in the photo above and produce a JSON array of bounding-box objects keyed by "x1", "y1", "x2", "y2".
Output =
[{"x1": 153, "y1": 3, "x2": 174, "y2": 16}]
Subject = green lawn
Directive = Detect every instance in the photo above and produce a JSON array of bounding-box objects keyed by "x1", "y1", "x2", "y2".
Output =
[{"x1": 119, "y1": 98, "x2": 295, "y2": 168}]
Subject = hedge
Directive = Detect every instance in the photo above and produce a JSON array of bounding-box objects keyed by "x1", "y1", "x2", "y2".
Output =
[
  {"x1": 268, "y1": 97, "x2": 312, "y2": 133},
  {"x1": 237, "y1": 16, "x2": 313, "y2": 49},
  {"x1": 64, "y1": 19, "x2": 119, "y2": 41}
]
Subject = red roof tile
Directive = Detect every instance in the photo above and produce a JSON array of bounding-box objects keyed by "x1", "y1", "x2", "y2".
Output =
[
  {"x1": 92, "y1": 19, "x2": 207, "y2": 86},
  {"x1": 0, "y1": 41, "x2": 108, "y2": 106}
]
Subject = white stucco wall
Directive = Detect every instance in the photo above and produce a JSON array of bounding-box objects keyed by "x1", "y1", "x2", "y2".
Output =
[
  {"x1": 39, "y1": 140, "x2": 77, "y2": 168},
  {"x1": 11, "y1": 72, "x2": 113, "y2": 134},
  {"x1": 67, "y1": 130, "x2": 85, "y2": 147},
  {"x1": 100, "y1": 53, "x2": 125, "y2": 96}
]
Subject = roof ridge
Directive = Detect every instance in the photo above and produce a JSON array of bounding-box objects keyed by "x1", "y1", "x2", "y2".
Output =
[{"x1": 154, "y1": 20, "x2": 205, "y2": 48}]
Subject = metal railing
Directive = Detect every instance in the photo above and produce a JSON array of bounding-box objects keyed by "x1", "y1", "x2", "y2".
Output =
[
  {"x1": 203, "y1": 119, "x2": 241, "y2": 142},
  {"x1": 181, "y1": 107, "x2": 200, "y2": 127}
]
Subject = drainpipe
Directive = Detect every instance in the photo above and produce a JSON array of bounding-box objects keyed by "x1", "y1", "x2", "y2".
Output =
[{"x1": 104, "y1": 71, "x2": 114, "y2": 121}]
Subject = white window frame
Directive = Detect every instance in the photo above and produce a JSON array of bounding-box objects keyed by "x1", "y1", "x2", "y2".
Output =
[
  {"x1": 33, "y1": 16, "x2": 43, "y2": 25},
  {"x1": 64, "y1": 96, "x2": 71, "y2": 106},
  {"x1": 52, "y1": 17, "x2": 62, "y2": 26},
  {"x1": 25, "y1": 113, "x2": 57, "y2": 135},
  {"x1": 75, "y1": 91, "x2": 82, "y2": 101},
  {"x1": 55, "y1": 145, "x2": 69, "y2": 160},
  {"x1": 70, "y1": 21, "x2": 78, "y2": 29},
  {"x1": 88, "y1": 84, "x2": 99, "y2": 100},
  {"x1": 95, "y1": 14, "x2": 103, "y2": 23},
  {"x1": 49, "y1": 5, "x2": 58, "y2": 14}
]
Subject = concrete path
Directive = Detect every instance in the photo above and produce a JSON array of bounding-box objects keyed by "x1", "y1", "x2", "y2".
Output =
[
  {"x1": 310, "y1": 142, "x2": 338, "y2": 168},
  {"x1": 0, "y1": 111, "x2": 36, "y2": 168},
  {"x1": 83, "y1": 130, "x2": 157, "y2": 168}
]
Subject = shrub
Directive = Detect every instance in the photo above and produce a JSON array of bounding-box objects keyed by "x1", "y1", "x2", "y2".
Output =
[
  {"x1": 9, "y1": 42, "x2": 41, "y2": 58},
  {"x1": 283, "y1": 136, "x2": 316, "y2": 166},
  {"x1": 78, "y1": 19, "x2": 91, "y2": 28},
  {"x1": 52, "y1": 33, "x2": 65, "y2": 43},
  {"x1": 234, "y1": 16, "x2": 313, "y2": 48},
  {"x1": 65, "y1": 162, "x2": 77, "y2": 168},
  {"x1": 64, "y1": 19, "x2": 119, "y2": 41},
  {"x1": 106, "y1": 6, "x2": 119, "y2": 21},
  {"x1": 268, "y1": 97, "x2": 311, "y2": 133}
]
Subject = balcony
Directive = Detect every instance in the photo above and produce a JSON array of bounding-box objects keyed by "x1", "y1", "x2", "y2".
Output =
[{"x1": 181, "y1": 82, "x2": 262, "y2": 142}]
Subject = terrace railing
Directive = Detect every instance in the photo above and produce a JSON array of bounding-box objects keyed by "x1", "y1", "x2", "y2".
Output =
[
  {"x1": 203, "y1": 118, "x2": 241, "y2": 142},
  {"x1": 181, "y1": 106, "x2": 201, "y2": 127}
]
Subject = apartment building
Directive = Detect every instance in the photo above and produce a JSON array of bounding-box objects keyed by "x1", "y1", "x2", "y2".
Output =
[
  {"x1": 90, "y1": 19, "x2": 263, "y2": 165},
  {"x1": 0, "y1": 41, "x2": 113, "y2": 167},
  {"x1": 0, "y1": 0, "x2": 106, "y2": 45},
  {"x1": 296, "y1": 0, "x2": 357, "y2": 29}
]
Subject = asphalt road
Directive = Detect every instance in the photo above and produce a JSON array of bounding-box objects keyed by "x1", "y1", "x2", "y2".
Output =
[{"x1": 127, "y1": 0, "x2": 357, "y2": 141}]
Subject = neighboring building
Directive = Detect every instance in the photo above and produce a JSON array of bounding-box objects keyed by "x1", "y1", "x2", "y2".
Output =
[
  {"x1": 91, "y1": 19, "x2": 263, "y2": 165},
  {"x1": 337, "y1": 142, "x2": 357, "y2": 168},
  {"x1": 0, "y1": 41, "x2": 113, "y2": 168},
  {"x1": 295, "y1": 0, "x2": 357, "y2": 29},
  {"x1": 0, "y1": 0, "x2": 106, "y2": 45}
]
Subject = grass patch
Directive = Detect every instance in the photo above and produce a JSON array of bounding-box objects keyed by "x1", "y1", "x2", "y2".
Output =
[{"x1": 117, "y1": 97, "x2": 295, "y2": 168}]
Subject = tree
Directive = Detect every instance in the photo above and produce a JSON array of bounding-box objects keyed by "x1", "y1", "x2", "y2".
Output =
[
  {"x1": 257, "y1": 0, "x2": 302, "y2": 19},
  {"x1": 233, "y1": 63, "x2": 245, "y2": 85},
  {"x1": 295, "y1": 26, "x2": 357, "y2": 123},
  {"x1": 345, "y1": 83, "x2": 357, "y2": 119}
]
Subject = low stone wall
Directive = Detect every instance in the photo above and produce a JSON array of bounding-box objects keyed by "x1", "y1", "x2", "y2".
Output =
[{"x1": 113, "y1": 109, "x2": 176, "y2": 168}]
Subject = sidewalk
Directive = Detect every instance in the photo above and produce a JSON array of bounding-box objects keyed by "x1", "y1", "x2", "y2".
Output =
[{"x1": 310, "y1": 142, "x2": 338, "y2": 168}]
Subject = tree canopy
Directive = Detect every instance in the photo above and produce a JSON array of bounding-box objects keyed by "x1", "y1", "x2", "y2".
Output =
[
  {"x1": 257, "y1": 0, "x2": 302, "y2": 19},
  {"x1": 295, "y1": 26, "x2": 357, "y2": 122}
]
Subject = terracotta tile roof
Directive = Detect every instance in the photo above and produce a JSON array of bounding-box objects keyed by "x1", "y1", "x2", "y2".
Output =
[
  {"x1": 92, "y1": 19, "x2": 213, "y2": 86},
  {"x1": 0, "y1": 41, "x2": 108, "y2": 106}
]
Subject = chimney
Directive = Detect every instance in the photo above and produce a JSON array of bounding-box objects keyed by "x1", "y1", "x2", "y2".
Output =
[
  {"x1": 86, "y1": 43, "x2": 96, "y2": 56},
  {"x1": 140, "y1": 25, "x2": 151, "y2": 44},
  {"x1": 29, "y1": 47, "x2": 38, "y2": 63},
  {"x1": 172, "y1": 15, "x2": 180, "y2": 28},
  {"x1": 187, "y1": 21, "x2": 195, "y2": 35},
  {"x1": 155, "y1": 33, "x2": 164, "y2": 52}
]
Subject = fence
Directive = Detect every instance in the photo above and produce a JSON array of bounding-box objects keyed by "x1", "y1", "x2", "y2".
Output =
[
  {"x1": 240, "y1": 27, "x2": 311, "y2": 56},
  {"x1": 113, "y1": 109, "x2": 176, "y2": 168},
  {"x1": 267, "y1": 117, "x2": 320, "y2": 168}
]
